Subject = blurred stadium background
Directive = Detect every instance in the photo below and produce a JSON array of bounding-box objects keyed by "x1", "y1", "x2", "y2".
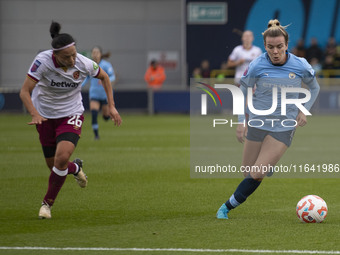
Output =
[{"x1": 0, "y1": 0, "x2": 340, "y2": 114}]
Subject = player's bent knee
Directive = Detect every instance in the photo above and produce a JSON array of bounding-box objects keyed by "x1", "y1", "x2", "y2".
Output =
[
  {"x1": 54, "y1": 153, "x2": 71, "y2": 169},
  {"x1": 54, "y1": 133, "x2": 79, "y2": 169}
]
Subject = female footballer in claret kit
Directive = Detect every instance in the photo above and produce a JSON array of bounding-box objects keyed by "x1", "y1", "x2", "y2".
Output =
[
  {"x1": 20, "y1": 21, "x2": 122, "y2": 219},
  {"x1": 216, "y1": 19, "x2": 320, "y2": 219}
]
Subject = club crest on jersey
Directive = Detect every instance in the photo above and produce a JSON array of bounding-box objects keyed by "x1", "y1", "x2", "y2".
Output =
[
  {"x1": 93, "y1": 62, "x2": 99, "y2": 70},
  {"x1": 73, "y1": 71, "x2": 80, "y2": 80},
  {"x1": 289, "y1": 72, "x2": 296, "y2": 79},
  {"x1": 31, "y1": 60, "x2": 41, "y2": 72}
]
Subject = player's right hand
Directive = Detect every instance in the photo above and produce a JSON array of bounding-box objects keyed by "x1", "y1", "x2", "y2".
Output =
[
  {"x1": 296, "y1": 111, "x2": 307, "y2": 127},
  {"x1": 28, "y1": 114, "x2": 47, "y2": 125},
  {"x1": 236, "y1": 124, "x2": 247, "y2": 144}
]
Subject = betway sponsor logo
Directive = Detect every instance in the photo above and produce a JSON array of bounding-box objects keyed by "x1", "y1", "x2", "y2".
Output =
[{"x1": 50, "y1": 80, "x2": 79, "y2": 88}]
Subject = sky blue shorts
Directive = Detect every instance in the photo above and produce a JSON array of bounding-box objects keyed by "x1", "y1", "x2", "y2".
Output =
[{"x1": 246, "y1": 126, "x2": 295, "y2": 147}]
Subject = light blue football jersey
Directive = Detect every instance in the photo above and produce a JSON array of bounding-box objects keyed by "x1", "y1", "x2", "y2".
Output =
[
  {"x1": 239, "y1": 52, "x2": 319, "y2": 132},
  {"x1": 82, "y1": 59, "x2": 115, "y2": 100}
]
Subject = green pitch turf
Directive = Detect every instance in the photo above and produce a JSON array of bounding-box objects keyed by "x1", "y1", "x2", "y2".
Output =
[{"x1": 0, "y1": 113, "x2": 339, "y2": 255}]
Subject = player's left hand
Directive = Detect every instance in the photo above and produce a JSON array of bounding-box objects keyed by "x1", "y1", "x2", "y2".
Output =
[
  {"x1": 296, "y1": 111, "x2": 307, "y2": 127},
  {"x1": 109, "y1": 105, "x2": 122, "y2": 126}
]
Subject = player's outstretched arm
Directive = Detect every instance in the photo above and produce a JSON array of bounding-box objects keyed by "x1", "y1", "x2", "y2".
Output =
[
  {"x1": 227, "y1": 58, "x2": 245, "y2": 68},
  {"x1": 97, "y1": 69, "x2": 122, "y2": 126},
  {"x1": 19, "y1": 76, "x2": 47, "y2": 125}
]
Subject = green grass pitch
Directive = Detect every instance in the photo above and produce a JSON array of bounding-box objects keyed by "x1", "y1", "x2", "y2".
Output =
[{"x1": 0, "y1": 113, "x2": 339, "y2": 255}]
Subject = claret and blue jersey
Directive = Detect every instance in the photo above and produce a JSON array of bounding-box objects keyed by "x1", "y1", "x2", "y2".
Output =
[{"x1": 239, "y1": 52, "x2": 319, "y2": 132}]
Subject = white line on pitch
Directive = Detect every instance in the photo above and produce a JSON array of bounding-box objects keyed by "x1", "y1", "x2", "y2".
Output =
[{"x1": 0, "y1": 247, "x2": 340, "y2": 254}]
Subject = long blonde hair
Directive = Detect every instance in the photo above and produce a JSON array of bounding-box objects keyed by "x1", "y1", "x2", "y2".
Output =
[{"x1": 262, "y1": 19, "x2": 289, "y2": 45}]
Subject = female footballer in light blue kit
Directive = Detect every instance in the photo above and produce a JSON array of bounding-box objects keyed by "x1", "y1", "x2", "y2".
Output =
[
  {"x1": 217, "y1": 19, "x2": 320, "y2": 219},
  {"x1": 82, "y1": 46, "x2": 116, "y2": 139}
]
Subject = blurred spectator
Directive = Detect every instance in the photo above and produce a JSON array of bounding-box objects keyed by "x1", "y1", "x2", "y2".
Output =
[
  {"x1": 216, "y1": 61, "x2": 228, "y2": 80},
  {"x1": 220, "y1": 60, "x2": 228, "y2": 70},
  {"x1": 323, "y1": 54, "x2": 335, "y2": 69},
  {"x1": 324, "y1": 37, "x2": 337, "y2": 57},
  {"x1": 144, "y1": 60, "x2": 166, "y2": 90},
  {"x1": 333, "y1": 45, "x2": 340, "y2": 69},
  {"x1": 200, "y1": 59, "x2": 211, "y2": 78},
  {"x1": 192, "y1": 67, "x2": 202, "y2": 79},
  {"x1": 227, "y1": 30, "x2": 262, "y2": 85},
  {"x1": 306, "y1": 37, "x2": 323, "y2": 63},
  {"x1": 291, "y1": 38, "x2": 306, "y2": 58}
]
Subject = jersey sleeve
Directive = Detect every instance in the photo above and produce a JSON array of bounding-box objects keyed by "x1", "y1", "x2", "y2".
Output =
[
  {"x1": 90, "y1": 61, "x2": 100, "y2": 77},
  {"x1": 228, "y1": 47, "x2": 239, "y2": 61},
  {"x1": 303, "y1": 77, "x2": 320, "y2": 111},
  {"x1": 80, "y1": 54, "x2": 100, "y2": 78},
  {"x1": 301, "y1": 58, "x2": 315, "y2": 84},
  {"x1": 27, "y1": 57, "x2": 45, "y2": 82},
  {"x1": 239, "y1": 60, "x2": 257, "y2": 88}
]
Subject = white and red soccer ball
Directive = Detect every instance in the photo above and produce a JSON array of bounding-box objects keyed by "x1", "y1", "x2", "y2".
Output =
[{"x1": 296, "y1": 195, "x2": 328, "y2": 223}]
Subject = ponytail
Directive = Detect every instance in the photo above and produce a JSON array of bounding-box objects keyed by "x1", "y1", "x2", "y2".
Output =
[
  {"x1": 50, "y1": 21, "x2": 75, "y2": 51},
  {"x1": 262, "y1": 19, "x2": 289, "y2": 45},
  {"x1": 50, "y1": 21, "x2": 61, "y2": 39}
]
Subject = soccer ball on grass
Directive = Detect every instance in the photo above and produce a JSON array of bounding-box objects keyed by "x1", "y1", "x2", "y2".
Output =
[{"x1": 296, "y1": 195, "x2": 328, "y2": 223}]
